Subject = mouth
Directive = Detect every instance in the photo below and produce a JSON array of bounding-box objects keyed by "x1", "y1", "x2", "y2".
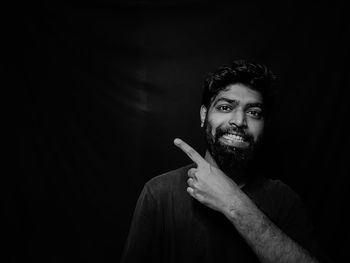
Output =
[{"x1": 219, "y1": 132, "x2": 250, "y2": 147}]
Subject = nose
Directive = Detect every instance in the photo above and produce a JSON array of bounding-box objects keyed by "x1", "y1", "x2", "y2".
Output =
[{"x1": 228, "y1": 109, "x2": 247, "y2": 128}]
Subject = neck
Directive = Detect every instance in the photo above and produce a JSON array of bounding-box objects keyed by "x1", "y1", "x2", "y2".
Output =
[{"x1": 204, "y1": 150, "x2": 246, "y2": 188}]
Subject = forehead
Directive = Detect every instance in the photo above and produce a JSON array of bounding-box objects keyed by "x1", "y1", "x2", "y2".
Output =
[{"x1": 212, "y1": 83, "x2": 263, "y2": 105}]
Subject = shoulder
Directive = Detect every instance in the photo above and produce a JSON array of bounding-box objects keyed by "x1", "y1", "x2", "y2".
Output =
[
  {"x1": 265, "y1": 178, "x2": 306, "y2": 209},
  {"x1": 260, "y1": 178, "x2": 305, "y2": 211},
  {"x1": 247, "y1": 177, "x2": 301, "y2": 201},
  {"x1": 261, "y1": 178, "x2": 300, "y2": 199},
  {"x1": 264, "y1": 179, "x2": 311, "y2": 228},
  {"x1": 247, "y1": 177, "x2": 306, "y2": 225}
]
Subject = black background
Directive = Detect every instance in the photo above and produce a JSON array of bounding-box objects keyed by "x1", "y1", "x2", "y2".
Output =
[{"x1": 8, "y1": 0, "x2": 348, "y2": 262}]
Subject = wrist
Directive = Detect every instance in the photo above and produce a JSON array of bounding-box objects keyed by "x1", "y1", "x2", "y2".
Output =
[
  {"x1": 221, "y1": 190, "x2": 252, "y2": 221},
  {"x1": 221, "y1": 198, "x2": 242, "y2": 220}
]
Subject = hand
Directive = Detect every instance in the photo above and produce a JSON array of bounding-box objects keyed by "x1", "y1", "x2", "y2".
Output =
[{"x1": 174, "y1": 138, "x2": 241, "y2": 214}]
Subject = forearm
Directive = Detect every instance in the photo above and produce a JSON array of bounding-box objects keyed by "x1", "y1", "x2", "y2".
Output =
[{"x1": 223, "y1": 191, "x2": 319, "y2": 263}]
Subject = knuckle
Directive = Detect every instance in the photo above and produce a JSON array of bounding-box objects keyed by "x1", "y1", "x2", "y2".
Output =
[
  {"x1": 187, "y1": 187, "x2": 194, "y2": 196},
  {"x1": 188, "y1": 168, "x2": 197, "y2": 178},
  {"x1": 188, "y1": 149, "x2": 195, "y2": 158},
  {"x1": 199, "y1": 161, "x2": 208, "y2": 169},
  {"x1": 187, "y1": 178, "x2": 193, "y2": 186},
  {"x1": 192, "y1": 190, "x2": 197, "y2": 198}
]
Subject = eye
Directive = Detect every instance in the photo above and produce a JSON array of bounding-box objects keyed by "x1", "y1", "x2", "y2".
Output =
[
  {"x1": 247, "y1": 108, "x2": 263, "y2": 119},
  {"x1": 217, "y1": 105, "x2": 232, "y2": 112}
]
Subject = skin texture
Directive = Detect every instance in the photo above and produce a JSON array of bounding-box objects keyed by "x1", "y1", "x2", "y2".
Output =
[
  {"x1": 201, "y1": 84, "x2": 265, "y2": 183},
  {"x1": 201, "y1": 83, "x2": 265, "y2": 149},
  {"x1": 173, "y1": 84, "x2": 319, "y2": 263}
]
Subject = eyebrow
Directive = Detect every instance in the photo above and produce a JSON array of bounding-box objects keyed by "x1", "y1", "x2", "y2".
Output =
[{"x1": 213, "y1": 98, "x2": 263, "y2": 109}]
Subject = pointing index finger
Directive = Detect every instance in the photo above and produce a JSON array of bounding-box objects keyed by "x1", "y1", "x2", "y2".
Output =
[{"x1": 174, "y1": 138, "x2": 206, "y2": 166}]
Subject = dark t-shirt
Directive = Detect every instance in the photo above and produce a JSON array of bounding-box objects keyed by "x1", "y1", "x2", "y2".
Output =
[{"x1": 121, "y1": 164, "x2": 326, "y2": 263}]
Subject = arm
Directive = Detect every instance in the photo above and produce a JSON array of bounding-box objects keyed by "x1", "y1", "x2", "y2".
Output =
[
  {"x1": 174, "y1": 138, "x2": 319, "y2": 263},
  {"x1": 221, "y1": 182, "x2": 318, "y2": 263}
]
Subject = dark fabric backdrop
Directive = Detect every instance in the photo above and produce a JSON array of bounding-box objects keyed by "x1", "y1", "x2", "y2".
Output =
[{"x1": 9, "y1": 0, "x2": 348, "y2": 262}]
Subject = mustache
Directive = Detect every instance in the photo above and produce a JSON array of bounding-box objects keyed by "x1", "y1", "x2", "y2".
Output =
[{"x1": 215, "y1": 126, "x2": 254, "y2": 142}]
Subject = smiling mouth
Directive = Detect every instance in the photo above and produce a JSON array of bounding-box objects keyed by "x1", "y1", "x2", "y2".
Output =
[
  {"x1": 222, "y1": 133, "x2": 246, "y2": 142},
  {"x1": 220, "y1": 133, "x2": 250, "y2": 147}
]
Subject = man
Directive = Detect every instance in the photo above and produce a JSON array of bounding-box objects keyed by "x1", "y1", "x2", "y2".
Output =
[{"x1": 121, "y1": 60, "x2": 328, "y2": 263}]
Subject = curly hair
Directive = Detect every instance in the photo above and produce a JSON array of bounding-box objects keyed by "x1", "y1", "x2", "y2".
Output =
[{"x1": 201, "y1": 59, "x2": 276, "y2": 118}]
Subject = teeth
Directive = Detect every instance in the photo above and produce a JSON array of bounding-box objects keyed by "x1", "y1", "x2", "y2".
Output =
[{"x1": 222, "y1": 134, "x2": 245, "y2": 142}]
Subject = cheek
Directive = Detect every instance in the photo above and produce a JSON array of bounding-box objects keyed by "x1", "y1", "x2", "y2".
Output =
[
  {"x1": 207, "y1": 112, "x2": 227, "y2": 130},
  {"x1": 249, "y1": 121, "x2": 264, "y2": 140},
  {"x1": 209, "y1": 122, "x2": 218, "y2": 137}
]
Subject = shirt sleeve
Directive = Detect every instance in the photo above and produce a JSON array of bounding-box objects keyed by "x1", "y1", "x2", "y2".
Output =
[{"x1": 120, "y1": 183, "x2": 163, "y2": 263}]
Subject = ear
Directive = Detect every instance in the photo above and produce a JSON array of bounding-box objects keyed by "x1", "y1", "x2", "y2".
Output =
[{"x1": 200, "y1": 105, "x2": 207, "y2": 127}]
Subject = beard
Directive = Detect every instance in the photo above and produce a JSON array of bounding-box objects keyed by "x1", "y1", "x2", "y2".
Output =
[{"x1": 204, "y1": 120, "x2": 262, "y2": 183}]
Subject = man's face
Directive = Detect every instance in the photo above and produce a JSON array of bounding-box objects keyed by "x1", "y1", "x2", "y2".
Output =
[{"x1": 201, "y1": 83, "x2": 265, "y2": 173}]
